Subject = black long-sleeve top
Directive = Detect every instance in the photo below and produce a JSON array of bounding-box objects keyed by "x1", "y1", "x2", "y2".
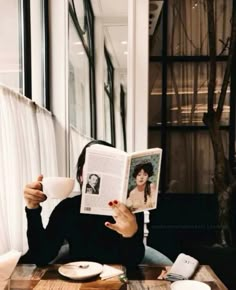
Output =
[{"x1": 22, "y1": 195, "x2": 145, "y2": 267}]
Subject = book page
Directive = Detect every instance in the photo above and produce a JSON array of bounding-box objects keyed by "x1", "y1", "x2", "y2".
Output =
[
  {"x1": 124, "y1": 148, "x2": 162, "y2": 213},
  {"x1": 80, "y1": 145, "x2": 127, "y2": 215}
]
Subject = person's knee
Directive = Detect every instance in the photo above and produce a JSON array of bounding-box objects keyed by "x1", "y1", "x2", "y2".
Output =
[{"x1": 141, "y1": 246, "x2": 173, "y2": 265}]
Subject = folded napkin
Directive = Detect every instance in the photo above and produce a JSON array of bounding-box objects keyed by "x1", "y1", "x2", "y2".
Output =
[
  {"x1": 0, "y1": 250, "x2": 21, "y2": 280},
  {"x1": 165, "y1": 253, "x2": 199, "y2": 282},
  {"x1": 100, "y1": 264, "x2": 124, "y2": 280}
]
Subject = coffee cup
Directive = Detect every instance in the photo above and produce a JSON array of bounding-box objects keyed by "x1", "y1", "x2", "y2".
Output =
[{"x1": 41, "y1": 177, "x2": 75, "y2": 199}]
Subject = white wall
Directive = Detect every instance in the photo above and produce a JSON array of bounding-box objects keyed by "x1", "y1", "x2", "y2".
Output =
[
  {"x1": 94, "y1": 17, "x2": 105, "y2": 140},
  {"x1": 48, "y1": 0, "x2": 68, "y2": 177},
  {"x1": 127, "y1": 0, "x2": 149, "y2": 152}
]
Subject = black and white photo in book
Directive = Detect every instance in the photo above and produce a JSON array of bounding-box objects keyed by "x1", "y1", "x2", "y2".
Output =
[
  {"x1": 126, "y1": 153, "x2": 161, "y2": 213},
  {"x1": 85, "y1": 173, "x2": 100, "y2": 195}
]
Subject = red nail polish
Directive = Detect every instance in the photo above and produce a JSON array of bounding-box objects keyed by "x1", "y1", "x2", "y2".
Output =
[
  {"x1": 108, "y1": 201, "x2": 113, "y2": 206},
  {"x1": 114, "y1": 200, "x2": 118, "y2": 204},
  {"x1": 105, "y1": 222, "x2": 110, "y2": 226}
]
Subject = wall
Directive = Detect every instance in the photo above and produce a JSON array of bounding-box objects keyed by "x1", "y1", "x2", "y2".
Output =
[
  {"x1": 127, "y1": 0, "x2": 149, "y2": 152},
  {"x1": 48, "y1": 0, "x2": 68, "y2": 177}
]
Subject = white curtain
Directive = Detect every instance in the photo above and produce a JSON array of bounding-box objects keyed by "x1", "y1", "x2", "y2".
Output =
[
  {"x1": 36, "y1": 106, "x2": 60, "y2": 228},
  {"x1": 0, "y1": 85, "x2": 58, "y2": 254}
]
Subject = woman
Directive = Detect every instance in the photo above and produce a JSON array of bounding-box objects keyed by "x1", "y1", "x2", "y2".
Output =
[
  {"x1": 127, "y1": 162, "x2": 156, "y2": 211},
  {"x1": 21, "y1": 140, "x2": 145, "y2": 267}
]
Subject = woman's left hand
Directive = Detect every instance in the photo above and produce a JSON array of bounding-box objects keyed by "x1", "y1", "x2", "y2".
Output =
[{"x1": 105, "y1": 200, "x2": 138, "y2": 237}]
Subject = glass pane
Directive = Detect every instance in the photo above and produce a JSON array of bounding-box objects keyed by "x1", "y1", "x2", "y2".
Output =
[
  {"x1": 167, "y1": 62, "x2": 230, "y2": 126},
  {"x1": 168, "y1": 0, "x2": 232, "y2": 56},
  {"x1": 148, "y1": 130, "x2": 161, "y2": 148},
  {"x1": 149, "y1": 10, "x2": 163, "y2": 56},
  {"x1": 0, "y1": 0, "x2": 23, "y2": 92},
  {"x1": 69, "y1": 15, "x2": 91, "y2": 135},
  {"x1": 166, "y1": 130, "x2": 229, "y2": 193},
  {"x1": 149, "y1": 63, "x2": 162, "y2": 125}
]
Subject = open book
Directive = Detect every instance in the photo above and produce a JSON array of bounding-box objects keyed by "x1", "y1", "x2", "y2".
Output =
[{"x1": 80, "y1": 144, "x2": 162, "y2": 216}]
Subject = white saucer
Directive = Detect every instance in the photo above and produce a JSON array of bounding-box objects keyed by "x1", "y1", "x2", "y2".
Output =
[
  {"x1": 58, "y1": 261, "x2": 103, "y2": 280},
  {"x1": 171, "y1": 280, "x2": 211, "y2": 290}
]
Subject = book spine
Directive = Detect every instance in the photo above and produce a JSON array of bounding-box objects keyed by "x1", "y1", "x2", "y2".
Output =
[{"x1": 121, "y1": 156, "x2": 131, "y2": 204}]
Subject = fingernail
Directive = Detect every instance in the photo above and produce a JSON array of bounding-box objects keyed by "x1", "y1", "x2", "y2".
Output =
[
  {"x1": 108, "y1": 201, "x2": 113, "y2": 206},
  {"x1": 105, "y1": 222, "x2": 110, "y2": 226},
  {"x1": 113, "y1": 200, "x2": 118, "y2": 204}
]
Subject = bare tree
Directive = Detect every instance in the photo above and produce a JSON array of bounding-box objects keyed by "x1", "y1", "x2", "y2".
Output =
[{"x1": 203, "y1": 0, "x2": 236, "y2": 246}]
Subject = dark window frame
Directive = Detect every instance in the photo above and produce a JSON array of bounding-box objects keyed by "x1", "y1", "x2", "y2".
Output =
[
  {"x1": 22, "y1": 0, "x2": 32, "y2": 98},
  {"x1": 104, "y1": 46, "x2": 116, "y2": 146},
  {"x1": 120, "y1": 84, "x2": 127, "y2": 151},
  {"x1": 69, "y1": 0, "x2": 96, "y2": 138},
  {"x1": 42, "y1": 0, "x2": 50, "y2": 110}
]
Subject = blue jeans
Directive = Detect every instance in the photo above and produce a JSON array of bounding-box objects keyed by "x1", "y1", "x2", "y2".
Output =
[{"x1": 141, "y1": 246, "x2": 173, "y2": 265}]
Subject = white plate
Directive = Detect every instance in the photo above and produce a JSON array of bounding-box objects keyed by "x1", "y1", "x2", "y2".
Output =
[
  {"x1": 58, "y1": 261, "x2": 103, "y2": 280},
  {"x1": 171, "y1": 280, "x2": 211, "y2": 290}
]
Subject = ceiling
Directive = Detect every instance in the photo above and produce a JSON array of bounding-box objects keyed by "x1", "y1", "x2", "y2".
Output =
[
  {"x1": 91, "y1": 0, "x2": 163, "y2": 92},
  {"x1": 91, "y1": 0, "x2": 128, "y2": 71},
  {"x1": 91, "y1": 0, "x2": 164, "y2": 70}
]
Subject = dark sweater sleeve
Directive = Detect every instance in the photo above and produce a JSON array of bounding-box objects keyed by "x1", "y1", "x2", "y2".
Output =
[
  {"x1": 119, "y1": 212, "x2": 145, "y2": 266},
  {"x1": 24, "y1": 202, "x2": 67, "y2": 266}
]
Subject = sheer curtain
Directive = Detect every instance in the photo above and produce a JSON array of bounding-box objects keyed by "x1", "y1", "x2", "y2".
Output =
[
  {"x1": 168, "y1": 0, "x2": 232, "y2": 55},
  {"x1": 36, "y1": 106, "x2": 60, "y2": 228},
  {"x1": 0, "y1": 85, "x2": 58, "y2": 254}
]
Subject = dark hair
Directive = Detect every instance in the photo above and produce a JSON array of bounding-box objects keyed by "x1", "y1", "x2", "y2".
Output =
[
  {"x1": 76, "y1": 140, "x2": 113, "y2": 183},
  {"x1": 132, "y1": 162, "x2": 154, "y2": 203},
  {"x1": 132, "y1": 162, "x2": 153, "y2": 178},
  {"x1": 88, "y1": 173, "x2": 99, "y2": 180}
]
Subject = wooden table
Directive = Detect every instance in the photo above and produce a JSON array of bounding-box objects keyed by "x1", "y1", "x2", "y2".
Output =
[{"x1": 1, "y1": 264, "x2": 228, "y2": 290}]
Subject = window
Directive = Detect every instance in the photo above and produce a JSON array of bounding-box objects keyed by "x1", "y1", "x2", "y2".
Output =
[
  {"x1": 149, "y1": 0, "x2": 233, "y2": 194},
  {"x1": 0, "y1": 0, "x2": 49, "y2": 104},
  {"x1": 68, "y1": 0, "x2": 96, "y2": 137},
  {"x1": 0, "y1": 0, "x2": 25, "y2": 94}
]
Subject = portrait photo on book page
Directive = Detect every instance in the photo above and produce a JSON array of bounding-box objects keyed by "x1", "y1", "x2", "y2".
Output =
[{"x1": 126, "y1": 150, "x2": 162, "y2": 213}]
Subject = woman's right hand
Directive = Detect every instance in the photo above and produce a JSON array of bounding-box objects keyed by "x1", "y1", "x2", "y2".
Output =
[{"x1": 24, "y1": 175, "x2": 47, "y2": 209}]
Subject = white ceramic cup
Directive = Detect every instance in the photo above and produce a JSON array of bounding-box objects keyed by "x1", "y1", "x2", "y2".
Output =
[
  {"x1": 170, "y1": 280, "x2": 211, "y2": 290},
  {"x1": 41, "y1": 177, "x2": 75, "y2": 199}
]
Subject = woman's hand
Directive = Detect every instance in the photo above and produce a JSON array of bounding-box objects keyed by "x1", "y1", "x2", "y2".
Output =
[
  {"x1": 24, "y1": 175, "x2": 47, "y2": 209},
  {"x1": 105, "y1": 200, "x2": 138, "y2": 238}
]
